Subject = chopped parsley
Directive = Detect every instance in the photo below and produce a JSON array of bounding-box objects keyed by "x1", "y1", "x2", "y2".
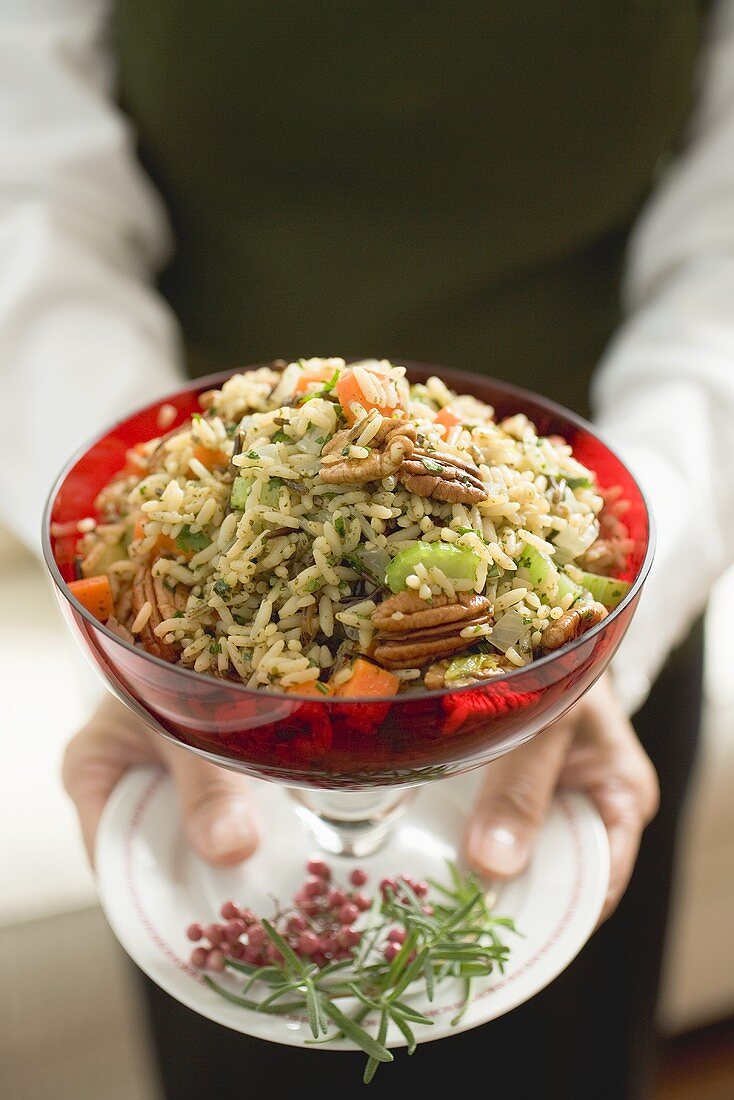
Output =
[
  {"x1": 213, "y1": 579, "x2": 230, "y2": 597},
  {"x1": 297, "y1": 368, "x2": 340, "y2": 404},
  {"x1": 209, "y1": 641, "x2": 221, "y2": 655},
  {"x1": 334, "y1": 515, "x2": 346, "y2": 538},
  {"x1": 421, "y1": 456, "x2": 445, "y2": 474},
  {"x1": 246, "y1": 450, "x2": 260, "y2": 460},
  {"x1": 272, "y1": 431, "x2": 290, "y2": 443},
  {"x1": 175, "y1": 525, "x2": 212, "y2": 553}
]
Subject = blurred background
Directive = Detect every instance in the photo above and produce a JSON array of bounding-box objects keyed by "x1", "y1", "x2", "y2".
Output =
[{"x1": 2, "y1": 519, "x2": 734, "y2": 1099}]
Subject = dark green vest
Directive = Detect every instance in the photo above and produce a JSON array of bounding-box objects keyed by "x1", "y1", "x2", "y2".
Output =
[{"x1": 116, "y1": 2, "x2": 702, "y2": 415}]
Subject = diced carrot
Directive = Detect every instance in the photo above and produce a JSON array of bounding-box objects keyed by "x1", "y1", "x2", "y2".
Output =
[
  {"x1": 121, "y1": 443, "x2": 150, "y2": 477},
  {"x1": 336, "y1": 366, "x2": 405, "y2": 425},
  {"x1": 434, "y1": 406, "x2": 462, "y2": 431},
  {"x1": 133, "y1": 519, "x2": 182, "y2": 558},
  {"x1": 333, "y1": 658, "x2": 400, "y2": 698},
  {"x1": 285, "y1": 681, "x2": 334, "y2": 697},
  {"x1": 294, "y1": 363, "x2": 338, "y2": 395},
  {"x1": 192, "y1": 444, "x2": 229, "y2": 471},
  {"x1": 68, "y1": 574, "x2": 114, "y2": 622}
]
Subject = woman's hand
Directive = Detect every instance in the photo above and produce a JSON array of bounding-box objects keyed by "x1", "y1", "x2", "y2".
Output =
[
  {"x1": 464, "y1": 673, "x2": 659, "y2": 921},
  {"x1": 63, "y1": 696, "x2": 258, "y2": 867}
]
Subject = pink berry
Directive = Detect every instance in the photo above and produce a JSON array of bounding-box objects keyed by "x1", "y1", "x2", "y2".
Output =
[
  {"x1": 337, "y1": 927, "x2": 361, "y2": 949},
  {"x1": 320, "y1": 934, "x2": 338, "y2": 956},
  {"x1": 422, "y1": 904, "x2": 435, "y2": 917},
  {"x1": 400, "y1": 873, "x2": 417, "y2": 887},
  {"x1": 380, "y1": 877, "x2": 398, "y2": 897},
  {"x1": 224, "y1": 918, "x2": 246, "y2": 943},
  {"x1": 230, "y1": 942, "x2": 246, "y2": 960},
  {"x1": 186, "y1": 922, "x2": 203, "y2": 942},
  {"x1": 297, "y1": 931, "x2": 321, "y2": 956},
  {"x1": 312, "y1": 952, "x2": 329, "y2": 968},
  {"x1": 338, "y1": 902, "x2": 359, "y2": 925},
  {"x1": 414, "y1": 881, "x2": 429, "y2": 898},
  {"x1": 244, "y1": 945, "x2": 263, "y2": 965},
  {"x1": 204, "y1": 923, "x2": 223, "y2": 946},
  {"x1": 190, "y1": 946, "x2": 209, "y2": 968},
  {"x1": 220, "y1": 900, "x2": 240, "y2": 920},
  {"x1": 307, "y1": 858, "x2": 331, "y2": 880},
  {"x1": 267, "y1": 944, "x2": 283, "y2": 965},
  {"x1": 327, "y1": 887, "x2": 347, "y2": 908},
  {"x1": 247, "y1": 924, "x2": 265, "y2": 947},
  {"x1": 303, "y1": 876, "x2": 328, "y2": 898},
  {"x1": 350, "y1": 868, "x2": 368, "y2": 887},
  {"x1": 208, "y1": 949, "x2": 226, "y2": 972},
  {"x1": 353, "y1": 893, "x2": 372, "y2": 912},
  {"x1": 287, "y1": 913, "x2": 309, "y2": 933},
  {"x1": 384, "y1": 942, "x2": 401, "y2": 962},
  {"x1": 387, "y1": 927, "x2": 407, "y2": 944},
  {"x1": 239, "y1": 908, "x2": 256, "y2": 926}
]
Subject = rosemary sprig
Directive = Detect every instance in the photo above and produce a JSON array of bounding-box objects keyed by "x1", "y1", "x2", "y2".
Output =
[{"x1": 202, "y1": 862, "x2": 517, "y2": 1083}]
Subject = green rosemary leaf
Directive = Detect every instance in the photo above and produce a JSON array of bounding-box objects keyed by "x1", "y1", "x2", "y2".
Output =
[
  {"x1": 390, "y1": 947, "x2": 429, "y2": 999},
  {"x1": 261, "y1": 919, "x2": 304, "y2": 977},
  {"x1": 321, "y1": 999, "x2": 393, "y2": 1064},
  {"x1": 389, "y1": 1000, "x2": 435, "y2": 1027},
  {"x1": 451, "y1": 978, "x2": 474, "y2": 1026},
  {"x1": 304, "y1": 982, "x2": 323, "y2": 1039},
  {"x1": 423, "y1": 956, "x2": 435, "y2": 1002},
  {"x1": 363, "y1": 1010, "x2": 390, "y2": 1085},
  {"x1": 388, "y1": 1008, "x2": 417, "y2": 1055},
  {"x1": 204, "y1": 976, "x2": 306, "y2": 1015},
  {"x1": 455, "y1": 962, "x2": 494, "y2": 978},
  {"x1": 425, "y1": 878, "x2": 461, "y2": 901}
]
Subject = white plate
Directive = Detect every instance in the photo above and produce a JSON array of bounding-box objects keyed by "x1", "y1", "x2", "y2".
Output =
[{"x1": 96, "y1": 767, "x2": 609, "y2": 1050}]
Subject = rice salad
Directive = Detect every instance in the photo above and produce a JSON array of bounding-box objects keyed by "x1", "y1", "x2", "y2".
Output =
[{"x1": 67, "y1": 358, "x2": 633, "y2": 697}]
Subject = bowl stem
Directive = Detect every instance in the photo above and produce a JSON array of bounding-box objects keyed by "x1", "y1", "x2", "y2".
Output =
[{"x1": 288, "y1": 787, "x2": 417, "y2": 858}]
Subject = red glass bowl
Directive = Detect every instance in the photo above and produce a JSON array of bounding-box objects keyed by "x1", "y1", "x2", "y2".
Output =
[{"x1": 43, "y1": 364, "x2": 653, "y2": 790}]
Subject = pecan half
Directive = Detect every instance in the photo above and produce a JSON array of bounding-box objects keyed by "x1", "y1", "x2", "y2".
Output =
[
  {"x1": 320, "y1": 416, "x2": 416, "y2": 484},
  {"x1": 540, "y1": 601, "x2": 607, "y2": 651},
  {"x1": 397, "y1": 448, "x2": 488, "y2": 505},
  {"x1": 132, "y1": 564, "x2": 188, "y2": 661},
  {"x1": 372, "y1": 591, "x2": 492, "y2": 668}
]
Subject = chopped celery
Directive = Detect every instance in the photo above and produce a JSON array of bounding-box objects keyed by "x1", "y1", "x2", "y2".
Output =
[
  {"x1": 230, "y1": 476, "x2": 282, "y2": 511},
  {"x1": 517, "y1": 545, "x2": 582, "y2": 603},
  {"x1": 230, "y1": 476, "x2": 252, "y2": 510},
  {"x1": 445, "y1": 652, "x2": 503, "y2": 682},
  {"x1": 385, "y1": 542, "x2": 479, "y2": 593},
  {"x1": 516, "y1": 545, "x2": 555, "y2": 590},
  {"x1": 176, "y1": 526, "x2": 211, "y2": 553},
  {"x1": 556, "y1": 569, "x2": 582, "y2": 603},
  {"x1": 579, "y1": 571, "x2": 631, "y2": 609}
]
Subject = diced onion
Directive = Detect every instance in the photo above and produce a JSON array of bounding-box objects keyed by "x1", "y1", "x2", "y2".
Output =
[
  {"x1": 552, "y1": 520, "x2": 599, "y2": 565},
  {"x1": 489, "y1": 609, "x2": 527, "y2": 653}
]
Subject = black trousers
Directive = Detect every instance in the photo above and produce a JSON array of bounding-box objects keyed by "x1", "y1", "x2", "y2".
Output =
[{"x1": 139, "y1": 623, "x2": 703, "y2": 1100}]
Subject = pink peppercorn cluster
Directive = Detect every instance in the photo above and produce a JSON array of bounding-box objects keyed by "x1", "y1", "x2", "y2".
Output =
[{"x1": 187, "y1": 861, "x2": 431, "y2": 973}]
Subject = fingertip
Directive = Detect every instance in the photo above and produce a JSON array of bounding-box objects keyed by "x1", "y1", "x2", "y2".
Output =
[
  {"x1": 188, "y1": 803, "x2": 259, "y2": 867},
  {"x1": 466, "y1": 821, "x2": 530, "y2": 879}
]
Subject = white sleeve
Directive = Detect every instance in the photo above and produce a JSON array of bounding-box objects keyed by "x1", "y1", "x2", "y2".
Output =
[
  {"x1": 592, "y1": 0, "x2": 734, "y2": 714},
  {"x1": 0, "y1": 0, "x2": 184, "y2": 550}
]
